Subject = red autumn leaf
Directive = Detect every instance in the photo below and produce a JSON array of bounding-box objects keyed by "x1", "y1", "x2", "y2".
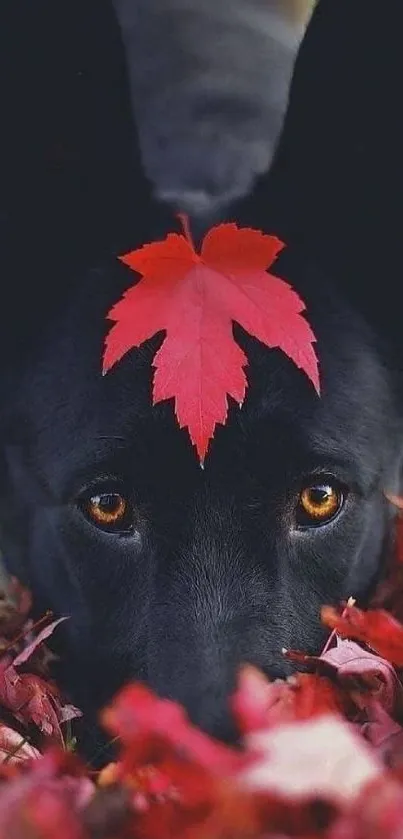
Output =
[
  {"x1": 19, "y1": 786, "x2": 88, "y2": 839},
  {"x1": 101, "y1": 685, "x2": 342, "y2": 839},
  {"x1": 286, "y1": 636, "x2": 403, "y2": 764},
  {"x1": 0, "y1": 616, "x2": 81, "y2": 744},
  {"x1": 285, "y1": 636, "x2": 403, "y2": 705},
  {"x1": 0, "y1": 749, "x2": 93, "y2": 839},
  {"x1": 232, "y1": 666, "x2": 343, "y2": 736},
  {"x1": 262, "y1": 672, "x2": 344, "y2": 724},
  {"x1": 331, "y1": 775, "x2": 403, "y2": 839},
  {"x1": 102, "y1": 683, "x2": 244, "y2": 776},
  {"x1": 103, "y1": 219, "x2": 320, "y2": 463},
  {"x1": 319, "y1": 638, "x2": 403, "y2": 710},
  {"x1": 322, "y1": 604, "x2": 403, "y2": 668},
  {"x1": 0, "y1": 664, "x2": 81, "y2": 743},
  {"x1": 231, "y1": 666, "x2": 275, "y2": 734},
  {"x1": 242, "y1": 715, "x2": 382, "y2": 806},
  {"x1": 131, "y1": 763, "x2": 337, "y2": 839}
]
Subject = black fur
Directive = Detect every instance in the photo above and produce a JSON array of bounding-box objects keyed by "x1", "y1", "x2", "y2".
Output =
[
  {"x1": 1, "y1": 0, "x2": 403, "y2": 762},
  {"x1": 1, "y1": 244, "x2": 402, "y2": 758}
]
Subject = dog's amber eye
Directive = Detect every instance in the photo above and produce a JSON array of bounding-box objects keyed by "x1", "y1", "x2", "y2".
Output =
[
  {"x1": 82, "y1": 492, "x2": 131, "y2": 532},
  {"x1": 297, "y1": 483, "x2": 344, "y2": 527}
]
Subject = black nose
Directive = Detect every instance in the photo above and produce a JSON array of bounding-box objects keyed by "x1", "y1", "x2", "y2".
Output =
[
  {"x1": 183, "y1": 687, "x2": 241, "y2": 746},
  {"x1": 146, "y1": 646, "x2": 243, "y2": 748}
]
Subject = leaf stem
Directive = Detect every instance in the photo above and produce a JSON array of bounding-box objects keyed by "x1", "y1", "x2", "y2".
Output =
[
  {"x1": 178, "y1": 214, "x2": 195, "y2": 251},
  {"x1": 2, "y1": 735, "x2": 29, "y2": 764},
  {"x1": 2, "y1": 611, "x2": 53, "y2": 656},
  {"x1": 320, "y1": 597, "x2": 356, "y2": 656}
]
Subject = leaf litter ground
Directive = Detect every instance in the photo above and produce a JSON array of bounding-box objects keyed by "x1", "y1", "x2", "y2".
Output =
[{"x1": 2, "y1": 503, "x2": 403, "y2": 838}]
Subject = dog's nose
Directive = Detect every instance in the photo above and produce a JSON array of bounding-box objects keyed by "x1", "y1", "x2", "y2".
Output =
[
  {"x1": 183, "y1": 684, "x2": 241, "y2": 746},
  {"x1": 146, "y1": 634, "x2": 242, "y2": 746},
  {"x1": 152, "y1": 682, "x2": 241, "y2": 747}
]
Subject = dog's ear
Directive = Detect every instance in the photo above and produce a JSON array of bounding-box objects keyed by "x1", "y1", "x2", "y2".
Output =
[
  {"x1": 3, "y1": 0, "x2": 403, "y2": 371},
  {"x1": 1, "y1": 0, "x2": 177, "y2": 383},
  {"x1": 283, "y1": 0, "x2": 403, "y2": 358},
  {"x1": 230, "y1": 0, "x2": 403, "y2": 365}
]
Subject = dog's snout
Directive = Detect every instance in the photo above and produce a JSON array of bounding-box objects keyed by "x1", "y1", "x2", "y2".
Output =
[{"x1": 147, "y1": 654, "x2": 241, "y2": 746}]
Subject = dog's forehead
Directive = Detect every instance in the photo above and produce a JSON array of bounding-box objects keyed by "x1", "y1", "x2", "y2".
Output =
[
  {"x1": 15, "y1": 252, "x2": 395, "y2": 491},
  {"x1": 24, "y1": 267, "x2": 389, "y2": 483}
]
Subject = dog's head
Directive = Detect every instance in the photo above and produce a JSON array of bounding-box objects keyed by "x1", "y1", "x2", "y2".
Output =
[
  {"x1": 2, "y1": 0, "x2": 402, "y2": 764},
  {"x1": 0, "y1": 243, "x2": 401, "y2": 758}
]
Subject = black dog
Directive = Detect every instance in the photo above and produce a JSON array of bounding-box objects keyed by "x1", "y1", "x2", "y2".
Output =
[
  {"x1": 1, "y1": 0, "x2": 403, "y2": 761},
  {"x1": 1, "y1": 243, "x2": 402, "y2": 757}
]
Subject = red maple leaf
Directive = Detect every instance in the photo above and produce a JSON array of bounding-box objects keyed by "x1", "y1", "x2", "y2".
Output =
[
  {"x1": 103, "y1": 217, "x2": 320, "y2": 463},
  {"x1": 102, "y1": 683, "x2": 244, "y2": 776},
  {"x1": 0, "y1": 750, "x2": 93, "y2": 839},
  {"x1": 322, "y1": 604, "x2": 403, "y2": 668},
  {"x1": 0, "y1": 616, "x2": 81, "y2": 745},
  {"x1": 232, "y1": 666, "x2": 343, "y2": 736}
]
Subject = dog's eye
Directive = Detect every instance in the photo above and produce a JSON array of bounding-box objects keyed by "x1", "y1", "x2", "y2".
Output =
[
  {"x1": 296, "y1": 481, "x2": 344, "y2": 528},
  {"x1": 79, "y1": 489, "x2": 133, "y2": 533}
]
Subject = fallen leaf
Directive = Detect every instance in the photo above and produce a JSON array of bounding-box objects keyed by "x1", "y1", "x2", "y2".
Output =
[
  {"x1": 0, "y1": 666, "x2": 81, "y2": 743},
  {"x1": 231, "y1": 665, "x2": 275, "y2": 734},
  {"x1": 0, "y1": 615, "x2": 81, "y2": 745},
  {"x1": 102, "y1": 683, "x2": 244, "y2": 776},
  {"x1": 319, "y1": 638, "x2": 403, "y2": 764},
  {"x1": 232, "y1": 666, "x2": 343, "y2": 735},
  {"x1": 322, "y1": 604, "x2": 403, "y2": 668},
  {"x1": 242, "y1": 715, "x2": 382, "y2": 804},
  {"x1": 12, "y1": 618, "x2": 67, "y2": 668},
  {"x1": 320, "y1": 638, "x2": 403, "y2": 712},
  {"x1": 0, "y1": 724, "x2": 40, "y2": 764},
  {"x1": 0, "y1": 749, "x2": 94, "y2": 839},
  {"x1": 329, "y1": 775, "x2": 403, "y2": 839}
]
